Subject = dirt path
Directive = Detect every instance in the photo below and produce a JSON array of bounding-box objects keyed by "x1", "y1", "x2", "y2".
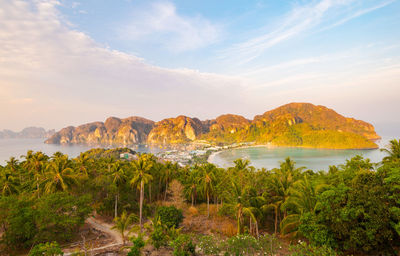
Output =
[{"x1": 63, "y1": 217, "x2": 124, "y2": 255}]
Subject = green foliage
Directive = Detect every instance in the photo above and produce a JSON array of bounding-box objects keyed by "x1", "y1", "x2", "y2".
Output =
[
  {"x1": 197, "y1": 235, "x2": 221, "y2": 255},
  {"x1": 0, "y1": 193, "x2": 91, "y2": 249},
  {"x1": 149, "y1": 217, "x2": 169, "y2": 249},
  {"x1": 155, "y1": 205, "x2": 184, "y2": 228},
  {"x1": 222, "y1": 234, "x2": 260, "y2": 256},
  {"x1": 127, "y1": 234, "x2": 145, "y2": 256},
  {"x1": 258, "y1": 234, "x2": 281, "y2": 256},
  {"x1": 289, "y1": 242, "x2": 338, "y2": 256},
  {"x1": 28, "y1": 241, "x2": 64, "y2": 256},
  {"x1": 170, "y1": 234, "x2": 196, "y2": 256}
]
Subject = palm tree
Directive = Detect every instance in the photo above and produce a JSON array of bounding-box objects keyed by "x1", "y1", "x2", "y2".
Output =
[
  {"x1": 381, "y1": 139, "x2": 400, "y2": 163},
  {"x1": 0, "y1": 169, "x2": 19, "y2": 196},
  {"x1": 226, "y1": 180, "x2": 258, "y2": 235},
  {"x1": 41, "y1": 154, "x2": 79, "y2": 194},
  {"x1": 22, "y1": 151, "x2": 48, "y2": 197},
  {"x1": 261, "y1": 157, "x2": 304, "y2": 234},
  {"x1": 109, "y1": 161, "x2": 127, "y2": 218},
  {"x1": 183, "y1": 166, "x2": 200, "y2": 206},
  {"x1": 111, "y1": 211, "x2": 137, "y2": 245},
  {"x1": 75, "y1": 153, "x2": 93, "y2": 178},
  {"x1": 162, "y1": 161, "x2": 178, "y2": 201},
  {"x1": 198, "y1": 163, "x2": 216, "y2": 218},
  {"x1": 280, "y1": 175, "x2": 319, "y2": 238},
  {"x1": 130, "y1": 154, "x2": 153, "y2": 233}
]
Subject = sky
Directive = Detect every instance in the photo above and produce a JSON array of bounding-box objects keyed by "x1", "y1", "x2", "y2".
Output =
[{"x1": 0, "y1": 0, "x2": 399, "y2": 136}]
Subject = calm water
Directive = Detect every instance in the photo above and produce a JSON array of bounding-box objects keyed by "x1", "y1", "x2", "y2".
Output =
[
  {"x1": 0, "y1": 139, "x2": 161, "y2": 165},
  {"x1": 209, "y1": 137, "x2": 397, "y2": 171},
  {"x1": 0, "y1": 137, "x2": 397, "y2": 170}
]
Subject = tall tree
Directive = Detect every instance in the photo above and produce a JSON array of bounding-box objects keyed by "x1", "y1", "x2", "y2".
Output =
[
  {"x1": 198, "y1": 163, "x2": 216, "y2": 218},
  {"x1": 109, "y1": 161, "x2": 127, "y2": 218},
  {"x1": 130, "y1": 154, "x2": 153, "y2": 233}
]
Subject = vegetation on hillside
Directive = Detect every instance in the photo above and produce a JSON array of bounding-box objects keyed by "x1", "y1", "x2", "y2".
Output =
[
  {"x1": 46, "y1": 103, "x2": 380, "y2": 149},
  {"x1": 0, "y1": 140, "x2": 399, "y2": 255}
]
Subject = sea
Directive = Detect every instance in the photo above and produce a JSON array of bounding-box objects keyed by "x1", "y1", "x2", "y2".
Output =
[
  {"x1": 0, "y1": 139, "x2": 161, "y2": 166},
  {"x1": 209, "y1": 136, "x2": 396, "y2": 171},
  {"x1": 0, "y1": 135, "x2": 398, "y2": 171}
]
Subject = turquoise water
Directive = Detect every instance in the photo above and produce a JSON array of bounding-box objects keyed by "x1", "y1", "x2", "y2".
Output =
[
  {"x1": 0, "y1": 139, "x2": 161, "y2": 165},
  {"x1": 209, "y1": 137, "x2": 395, "y2": 171}
]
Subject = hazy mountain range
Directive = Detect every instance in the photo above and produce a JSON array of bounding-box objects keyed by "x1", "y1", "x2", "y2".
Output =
[{"x1": 0, "y1": 127, "x2": 55, "y2": 139}]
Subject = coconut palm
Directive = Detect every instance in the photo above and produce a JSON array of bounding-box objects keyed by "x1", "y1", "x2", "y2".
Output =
[
  {"x1": 112, "y1": 210, "x2": 138, "y2": 245},
  {"x1": 226, "y1": 180, "x2": 258, "y2": 235},
  {"x1": 109, "y1": 161, "x2": 127, "y2": 218},
  {"x1": 198, "y1": 163, "x2": 216, "y2": 218},
  {"x1": 22, "y1": 151, "x2": 48, "y2": 197},
  {"x1": 280, "y1": 175, "x2": 319, "y2": 238},
  {"x1": 130, "y1": 154, "x2": 153, "y2": 233},
  {"x1": 0, "y1": 169, "x2": 19, "y2": 196},
  {"x1": 41, "y1": 154, "x2": 79, "y2": 194},
  {"x1": 381, "y1": 139, "x2": 400, "y2": 163},
  {"x1": 183, "y1": 166, "x2": 200, "y2": 206},
  {"x1": 162, "y1": 161, "x2": 178, "y2": 201}
]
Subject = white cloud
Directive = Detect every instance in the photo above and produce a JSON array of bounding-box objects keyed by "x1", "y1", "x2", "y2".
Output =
[
  {"x1": 220, "y1": 0, "x2": 395, "y2": 65},
  {"x1": 118, "y1": 1, "x2": 221, "y2": 52},
  {"x1": 0, "y1": 0, "x2": 243, "y2": 130}
]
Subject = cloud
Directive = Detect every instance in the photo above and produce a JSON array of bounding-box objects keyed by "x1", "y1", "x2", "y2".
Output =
[
  {"x1": 0, "y1": 0, "x2": 243, "y2": 130},
  {"x1": 118, "y1": 1, "x2": 221, "y2": 52},
  {"x1": 220, "y1": 0, "x2": 395, "y2": 65}
]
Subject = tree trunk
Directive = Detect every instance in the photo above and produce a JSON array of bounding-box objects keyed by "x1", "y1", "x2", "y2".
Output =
[
  {"x1": 149, "y1": 183, "x2": 151, "y2": 203},
  {"x1": 191, "y1": 191, "x2": 194, "y2": 207},
  {"x1": 114, "y1": 192, "x2": 118, "y2": 219},
  {"x1": 249, "y1": 216, "x2": 252, "y2": 235},
  {"x1": 139, "y1": 180, "x2": 144, "y2": 233},
  {"x1": 237, "y1": 215, "x2": 241, "y2": 235},
  {"x1": 164, "y1": 180, "x2": 168, "y2": 201},
  {"x1": 207, "y1": 192, "x2": 210, "y2": 218},
  {"x1": 274, "y1": 208, "x2": 278, "y2": 235},
  {"x1": 255, "y1": 220, "x2": 259, "y2": 238}
]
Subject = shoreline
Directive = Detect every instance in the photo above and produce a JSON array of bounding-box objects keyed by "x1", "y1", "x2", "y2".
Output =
[{"x1": 207, "y1": 141, "x2": 384, "y2": 167}]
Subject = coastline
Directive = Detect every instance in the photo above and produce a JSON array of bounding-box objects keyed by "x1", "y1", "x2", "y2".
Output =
[{"x1": 207, "y1": 140, "x2": 385, "y2": 167}]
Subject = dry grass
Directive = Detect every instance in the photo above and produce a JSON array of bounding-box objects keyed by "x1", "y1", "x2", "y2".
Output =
[{"x1": 181, "y1": 203, "x2": 237, "y2": 237}]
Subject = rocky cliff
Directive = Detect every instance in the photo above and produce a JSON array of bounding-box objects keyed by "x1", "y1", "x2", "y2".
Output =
[
  {"x1": 45, "y1": 116, "x2": 154, "y2": 145},
  {"x1": 46, "y1": 103, "x2": 381, "y2": 149},
  {"x1": 147, "y1": 116, "x2": 207, "y2": 144}
]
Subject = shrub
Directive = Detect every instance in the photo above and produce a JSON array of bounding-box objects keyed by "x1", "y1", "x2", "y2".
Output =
[
  {"x1": 289, "y1": 242, "x2": 338, "y2": 256},
  {"x1": 150, "y1": 218, "x2": 168, "y2": 249},
  {"x1": 127, "y1": 234, "x2": 145, "y2": 256},
  {"x1": 223, "y1": 234, "x2": 260, "y2": 256},
  {"x1": 28, "y1": 241, "x2": 63, "y2": 256},
  {"x1": 258, "y1": 234, "x2": 281, "y2": 256},
  {"x1": 155, "y1": 205, "x2": 184, "y2": 228},
  {"x1": 170, "y1": 234, "x2": 196, "y2": 256},
  {"x1": 197, "y1": 235, "x2": 221, "y2": 255}
]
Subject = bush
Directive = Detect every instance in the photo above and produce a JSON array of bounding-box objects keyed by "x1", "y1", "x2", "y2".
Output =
[
  {"x1": 150, "y1": 218, "x2": 168, "y2": 249},
  {"x1": 127, "y1": 234, "x2": 145, "y2": 256},
  {"x1": 223, "y1": 234, "x2": 260, "y2": 256},
  {"x1": 197, "y1": 235, "x2": 221, "y2": 255},
  {"x1": 258, "y1": 234, "x2": 281, "y2": 255},
  {"x1": 155, "y1": 206, "x2": 184, "y2": 228},
  {"x1": 28, "y1": 241, "x2": 63, "y2": 256},
  {"x1": 289, "y1": 242, "x2": 338, "y2": 256},
  {"x1": 170, "y1": 234, "x2": 196, "y2": 256}
]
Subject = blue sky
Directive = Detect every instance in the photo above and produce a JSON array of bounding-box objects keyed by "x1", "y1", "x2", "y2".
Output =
[{"x1": 0, "y1": 0, "x2": 399, "y2": 136}]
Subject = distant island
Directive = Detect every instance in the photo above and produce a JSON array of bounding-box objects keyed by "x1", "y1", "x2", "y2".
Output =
[
  {"x1": 0, "y1": 127, "x2": 55, "y2": 139},
  {"x1": 45, "y1": 103, "x2": 380, "y2": 149}
]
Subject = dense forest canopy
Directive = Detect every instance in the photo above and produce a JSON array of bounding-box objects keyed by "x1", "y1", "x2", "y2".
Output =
[{"x1": 0, "y1": 140, "x2": 399, "y2": 255}]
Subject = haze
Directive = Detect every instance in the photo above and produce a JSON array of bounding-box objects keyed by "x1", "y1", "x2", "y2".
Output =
[{"x1": 1, "y1": 0, "x2": 399, "y2": 136}]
